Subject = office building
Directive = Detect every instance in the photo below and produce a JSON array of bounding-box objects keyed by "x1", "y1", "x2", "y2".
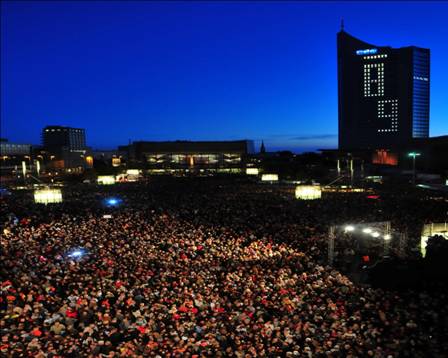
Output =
[
  {"x1": 41, "y1": 126, "x2": 91, "y2": 169},
  {"x1": 0, "y1": 138, "x2": 32, "y2": 156},
  {"x1": 337, "y1": 30, "x2": 430, "y2": 151},
  {"x1": 42, "y1": 126, "x2": 86, "y2": 150}
]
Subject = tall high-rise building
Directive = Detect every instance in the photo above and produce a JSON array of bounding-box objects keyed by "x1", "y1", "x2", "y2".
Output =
[{"x1": 337, "y1": 30, "x2": 430, "y2": 151}]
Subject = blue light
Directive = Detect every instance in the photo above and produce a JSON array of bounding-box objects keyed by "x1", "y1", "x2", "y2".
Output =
[
  {"x1": 105, "y1": 197, "x2": 121, "y2": 206},
  {"x1": 67, "y1": 248, "x2": 86, "y2": 259},
  {"x1": 69, "y1": 250, "x2": 83, "y2": 258},
  {"x1": 356, "y1": 48, "x2": 378, "y2": 55}
]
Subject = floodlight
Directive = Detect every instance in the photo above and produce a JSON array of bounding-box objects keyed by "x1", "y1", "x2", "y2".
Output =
[
  {"x1": 384, "y1": 234, "x2": 391, "y2": 241},
  {"x1": 362, "y1": 228, "x2": 372, "y2": 234},
  {"x1": 344, "y1": 225, "x2": 355, "y2": 232},
  {"x1": 371, "y1": 232, "x2": 380, "y2": 238}
]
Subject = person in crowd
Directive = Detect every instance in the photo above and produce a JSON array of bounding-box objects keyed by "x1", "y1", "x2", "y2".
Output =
[{"x1": 1, "y1": 179, "x2": 447, "y2": 357}]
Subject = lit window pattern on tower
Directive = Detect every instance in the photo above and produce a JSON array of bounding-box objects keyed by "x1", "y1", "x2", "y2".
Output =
[
  {"x1": 377, "y1": 99, "x2": 398, "y2": 133},
  {"x1": 364, "y1": 63, "x2": 384, "y2": 97}
]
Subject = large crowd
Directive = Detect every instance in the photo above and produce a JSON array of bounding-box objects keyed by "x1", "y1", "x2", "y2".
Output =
[{"x1": 1, "y1": 178, "x2": 448, "y2": 357}]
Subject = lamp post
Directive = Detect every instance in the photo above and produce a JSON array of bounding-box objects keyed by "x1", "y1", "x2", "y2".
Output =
[{"x1": 408, "y1": 152, "x2": 421, "y2": 185}]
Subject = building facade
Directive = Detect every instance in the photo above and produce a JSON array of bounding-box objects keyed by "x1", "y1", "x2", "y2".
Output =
[
  {"x1": 41, "y1": 126, "x2": 91, "y2": 169},
  {"x1": 0, "y1": 139, "x2": 32, "y2": 156},
  {"x1": 42, "y1": 126, "x2": 86, "y2": 150},
  {"x1": 122, "y1": 140, "x2": 254, "y2": 173},
  {"x1": 337, "y1": 30, "x2": 430, "y2": 151},
  {"x1": 0, "y1": 139, "x2": 33, "y2": 178}
]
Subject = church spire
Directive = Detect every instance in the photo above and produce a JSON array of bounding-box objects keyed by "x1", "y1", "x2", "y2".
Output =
[{"x1": 260, "y1": 140, "x2": 266, "y2": 154}]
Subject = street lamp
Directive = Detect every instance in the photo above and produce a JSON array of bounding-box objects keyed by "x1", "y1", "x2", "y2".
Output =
[{"x1": 408, "y1": 152, "x2": 421, "y2": 185}]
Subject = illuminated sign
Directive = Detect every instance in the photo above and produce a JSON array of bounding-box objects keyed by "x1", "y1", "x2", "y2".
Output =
[{"x1": 356, "y1": 48, "x2": 378, "y2": 55}]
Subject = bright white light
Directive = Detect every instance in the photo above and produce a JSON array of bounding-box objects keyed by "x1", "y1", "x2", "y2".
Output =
[
  {"x1": 344, "y1": 225, "x2": 355, "y2": 232},
  {"x1": 384, "y1": 234, "x2": 391, "y2": 241},
  {"x1": 261, "y1": 174, "x2": 278, "y2": 182},
  {"x1": 97, "y1": 176, "x2": 115, "y2": 185},
  {"x1": 68, "y1": 249, "x2": 86, "y2": 259},
  {"x1": 246, "y1": 168, "x2": 259, "y2": 175},
  {"x1": 371, "y1": 232, "x2": 380, "y2": 238},
  {"x1": 362, "y1": 228, "x2": 372, "y2": 234},
  {"x1": 295, "y1": 186, "x2": 322, "y2": 200},
  {"x1": 69, "y1": 250, "x2": 83, "y2": 258}
]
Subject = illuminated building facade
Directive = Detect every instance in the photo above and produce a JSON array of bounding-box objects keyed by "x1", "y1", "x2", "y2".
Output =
[
  {"x1": 338, "y1": 30, "x2": 430, "y2": 151},
  {"x1": 122, "y1": 140, "x2": 254, "y2": 173}
]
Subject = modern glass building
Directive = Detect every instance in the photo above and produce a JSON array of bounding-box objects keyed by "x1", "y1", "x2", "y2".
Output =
[{"x1": 337, "y1": 30, "x2": 430, "y2": 151}]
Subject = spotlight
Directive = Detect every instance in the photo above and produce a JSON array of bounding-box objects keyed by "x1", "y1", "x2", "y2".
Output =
[
  {"x1": 105, "y1": 197, "x2": 121, "y2": 207},
  {"x1": 384, "y1": 234, "x2": 391, "y2": 241},
  {"x1": 371, "y1": 232, "x2": 380, "y2": 238},
  {"x1": 362, "y1": 228, "x2": 372, "y2": 234},
  {"x1": 67, "y1": 248, "x2": 86, "y2": 259},
  {"x1": 344, "y1": 225, "x2": 355, "y2": 232}
]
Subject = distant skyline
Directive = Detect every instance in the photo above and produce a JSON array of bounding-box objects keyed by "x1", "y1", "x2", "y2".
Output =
[{"x1": 2, "y1": 1, "x2": 447, "y2": 152}]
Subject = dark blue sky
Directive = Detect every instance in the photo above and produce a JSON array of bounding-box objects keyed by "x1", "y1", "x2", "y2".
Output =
[{"x1": 2, "y1": 1, "x2": 447, "y2": 152}]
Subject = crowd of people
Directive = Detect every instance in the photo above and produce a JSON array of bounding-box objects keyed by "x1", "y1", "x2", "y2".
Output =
[{"x1": 1, "y1": 178, "x2": 447, "y2": 357}]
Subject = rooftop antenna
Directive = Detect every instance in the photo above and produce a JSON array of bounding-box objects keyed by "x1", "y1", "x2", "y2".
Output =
[{"x1": 341, "y1": 18, "x2": 344, "y2": 32}]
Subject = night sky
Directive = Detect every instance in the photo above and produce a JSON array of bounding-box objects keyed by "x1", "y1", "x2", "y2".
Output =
[{"x1": 2, "y1": 1, "x2": 447, "y2": 152}]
